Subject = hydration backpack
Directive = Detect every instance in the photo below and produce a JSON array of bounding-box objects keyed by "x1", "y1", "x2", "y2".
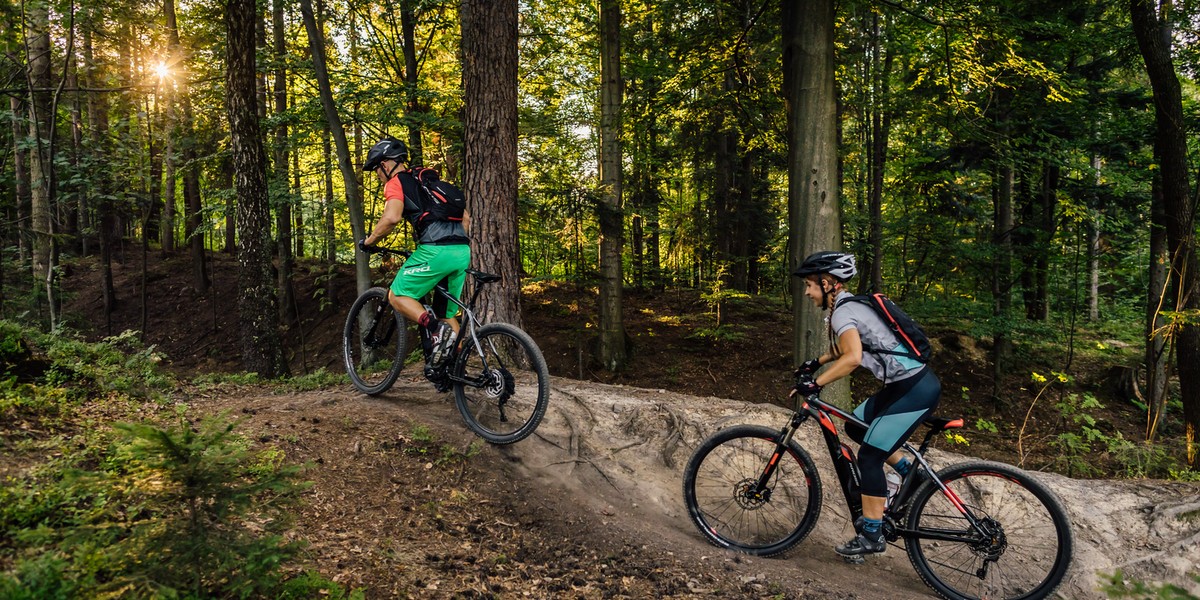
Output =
[
  {"x1": 838, "y1": 293, "x2": 932, "y2": 363},
  {"x1": 400, "y1": 167, "x2": 466, "y2": 237}
]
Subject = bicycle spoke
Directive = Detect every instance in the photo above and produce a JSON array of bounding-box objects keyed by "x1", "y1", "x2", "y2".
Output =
[
  {"x1": 344, "y1": 288, "x2": 409, "y2": 395},
  {"x1": 906, "y1": 463, "x2": 1072, "y2": 600},
  {"x1": 453, "y1": 324, "x2": 548, "y2": 444},
  {"x1": 683, "y1": 428, "x2": 821, "y2": 557}
]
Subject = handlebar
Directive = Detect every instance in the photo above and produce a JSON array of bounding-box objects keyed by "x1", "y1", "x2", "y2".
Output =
[{"x1": 359, "y1": 243, "x2": 411, "y2": 259}]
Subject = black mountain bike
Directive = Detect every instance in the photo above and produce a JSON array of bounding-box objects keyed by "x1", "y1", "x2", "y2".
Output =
[
  {"x1": 681, "y1": 378, "x2": 1074, "y2": 600},
  {"x1": 342, "y1": 246, "x2": 550, "y2": 444}
]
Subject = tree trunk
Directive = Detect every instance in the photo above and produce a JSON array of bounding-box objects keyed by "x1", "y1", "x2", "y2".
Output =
[
  {"x1": 866, "y1": 10, "x2": 891, "y2": 294},
  {"x1": 221, "y1": 154, "x2": 236, "y2": 253},
  {"x1": 25, "y1": 0, "x2": 53, "y2": 290},
  {"x1": 9, "y1": 95, "x2": 30, "y2": 267},
  {"x1": 162, "y1": 120, "x2": 177, "y2": 252},
  {"x1": 273, "y1": 0, "x2": 296, "y2": 325},
  {"x1": 783, "y1": 0, "x2": 841, "y2": 374},
  {"x1": 227, "y1": 0, "x2": 288, "y2": 378},
  {"x1": 166, "y1": 0, "x2": 209, "y2": 293},
  {"x1": 461, "y1": 0, "x2": 522, "y2": 327},
  {"x1": 293, "y1": 116, "x2": 305, "y2": 258},
  {"x1": 1087, "y1": 155, "x2": 1101, "y2": 322},
  {"x1": 992, "y1": 164, "x2": 1015, "y2": 401},
  {"x1": 401, "y1": 0, "x2": 424, "y2": 166},
  {"x1": 1131, "y1": 0, "x2": 1200, "y2": 464},
  {"x1": 1146, "y1": 176, "x2": 1171, "y2": 440},
  {"x1": 595, "y1": 0, "x2": 626, "y2": 370},
  {"x1": 323, "y1": 125, "x2": 336, "y2": 263},
  {"x1": 301, "y1": 0, "x2": 371, "y2": 293}
]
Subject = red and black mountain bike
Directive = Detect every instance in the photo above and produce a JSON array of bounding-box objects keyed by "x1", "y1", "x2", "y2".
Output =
[{"x1": 682, "y1": 377, "x2": 1074, "y2": 600}]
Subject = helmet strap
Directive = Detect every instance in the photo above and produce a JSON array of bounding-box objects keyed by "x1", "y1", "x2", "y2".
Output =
[{"x1": 381, "y1": 161, "x2": 403, "y2": 181}]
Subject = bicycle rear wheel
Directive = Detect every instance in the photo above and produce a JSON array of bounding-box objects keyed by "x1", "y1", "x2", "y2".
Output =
[
  {"x1": 452, "y1": 323, "x2": 549, "y2": 444},
  {"x1": 681, "y1": 425, "x2": 822, "y2": 557},
  {"x1": 905, "y1": 461, "x2": 1073, "y2": 600},
  {"x1": 343, "y1": 287, "x2": 409, "y2": 395}
]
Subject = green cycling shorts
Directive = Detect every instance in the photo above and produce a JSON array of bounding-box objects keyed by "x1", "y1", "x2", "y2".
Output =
[{"x1": 390, "y1": 244, "x2": 471, "y2": 318}]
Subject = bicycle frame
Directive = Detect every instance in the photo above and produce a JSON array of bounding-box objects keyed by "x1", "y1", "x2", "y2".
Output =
[
  {"x1": 368, "y1": 247, "x2": 496, "y2": 390},
  {"x1": 758, "y1": 392, "x2": 988, "y2": 545}
]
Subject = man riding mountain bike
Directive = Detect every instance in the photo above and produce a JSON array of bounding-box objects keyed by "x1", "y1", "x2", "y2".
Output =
[
  {"x1": 359, "y1": 137, "x2": 471, "y2": 370},
  {"x1": 792, "y1": 251, "x2": 942, "y2": 558}
]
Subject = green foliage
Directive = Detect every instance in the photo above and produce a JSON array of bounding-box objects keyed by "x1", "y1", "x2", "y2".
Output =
[
  {"x1": 974, "y1": 418, "x2": 999, "y2": 433},
  {"x1": 0, "y1": 322, "x2": 171, "y2": 399},
  {"x1": 281, "y1": 368, "x2": 349, "y2": 391},
  {"x1": 277, "y1": 571, "x2": 365, "y2": 600},
  {"x1": 1102, "y1": 571, "x2": 1200, "y2": 599},
  {"x1": 1049, "y1": 392, "x2": 1109, "y2": 477},
  {"x1": 687, "y1": 325, "x2": 747, "y2": 342},
  {"x1": 0, "y1": 413, "x2": 315, "y2": 598}
]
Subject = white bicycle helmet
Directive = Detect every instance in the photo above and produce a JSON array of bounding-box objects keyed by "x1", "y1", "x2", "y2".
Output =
[{"x1": 794, "y1": 251, "x2": 857, "y2": 282}]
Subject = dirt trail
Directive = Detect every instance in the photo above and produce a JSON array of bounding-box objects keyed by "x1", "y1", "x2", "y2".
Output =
[{"x1": 200, "y1": 376, "x2": 1200, "y2": 598}]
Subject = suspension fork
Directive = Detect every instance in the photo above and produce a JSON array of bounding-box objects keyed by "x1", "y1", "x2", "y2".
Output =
[
  {"x1": 752, "y1": 411, "x2": 808, "y2": 493},
  {"x1": 364, "y1": 300, "x2": 396, "y2": 346}
]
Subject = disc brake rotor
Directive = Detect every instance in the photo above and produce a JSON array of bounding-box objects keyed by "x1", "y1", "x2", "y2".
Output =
[{"x1": 484, "y1": 367, "x2": 515, "y2": 400}]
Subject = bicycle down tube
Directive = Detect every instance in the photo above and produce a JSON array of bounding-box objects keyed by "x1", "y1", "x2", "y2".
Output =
[{"x1": 776, "y1": 394, "x2": 987, "y2": 542}]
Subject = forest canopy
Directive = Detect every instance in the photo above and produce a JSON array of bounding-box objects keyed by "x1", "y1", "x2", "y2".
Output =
[{"x1": 2, "y1": 0, "x2": 1200, "y2": 466}]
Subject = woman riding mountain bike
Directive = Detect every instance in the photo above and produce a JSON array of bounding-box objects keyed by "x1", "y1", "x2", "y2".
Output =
[
  {"x1": 792, "y1": 251, "x2": 942, "y2": 558},
  {"x1": 359, "y1": 136, "x2": 469, "y2": 371}
]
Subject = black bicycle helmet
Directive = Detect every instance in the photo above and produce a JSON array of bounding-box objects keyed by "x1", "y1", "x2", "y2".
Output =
[
  {"x1": 793, "y1": 251, "x2": 857, "y2": 282},
  {"x1": 363, "y1": 137, "x2": 409, "y2": 172}
]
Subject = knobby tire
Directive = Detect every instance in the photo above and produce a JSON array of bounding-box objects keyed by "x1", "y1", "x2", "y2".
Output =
[
  {"x1": 343, "y1": 287, "x2": 408, "y2": 396},
  {"x1": 682, "y1": 425, "x2": 822, "y2": 557},
  {"x1": 452, "y1": 323, "x2": 549, "y2": 444},
  {"x1": 904, "y1": 461, "x2": 1073, "y2": 600}
]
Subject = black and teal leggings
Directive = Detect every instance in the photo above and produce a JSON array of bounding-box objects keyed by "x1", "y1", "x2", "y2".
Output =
[{"x1": 845, "y1": 367, "x2": 941, "y2": 497}]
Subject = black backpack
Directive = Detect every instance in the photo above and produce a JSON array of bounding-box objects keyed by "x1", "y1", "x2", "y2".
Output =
[
  {"x1": 837, "y1": 293, "x2": 932, "y2": 363},
  {"x1": 400, "y1": 167, "x2": 466, "y2": 235}
]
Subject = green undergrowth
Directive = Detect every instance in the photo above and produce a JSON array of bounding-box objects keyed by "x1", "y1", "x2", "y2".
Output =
[{"x1": 0, "y1": 321, "x2": 359, "y2": 599}]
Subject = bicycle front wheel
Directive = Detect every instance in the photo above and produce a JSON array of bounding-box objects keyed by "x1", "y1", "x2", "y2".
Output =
[
  {"x1": 905, "y1": 461, "x2": 1074, "y2": 600},
  {"x1": 343, "y1": 287, "x2": 409, "y2": 395},
  {"x1": 681, "y1": 425, "x2": 822, "y2": 557},
  {"x1": 452, "y1": 323, "x2": 549, "y2": 444}
]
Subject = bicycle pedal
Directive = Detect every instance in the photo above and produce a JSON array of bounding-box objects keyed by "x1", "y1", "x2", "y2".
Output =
[{"x1": 842, "y1": 554, "x2": 866, "y2": 565}]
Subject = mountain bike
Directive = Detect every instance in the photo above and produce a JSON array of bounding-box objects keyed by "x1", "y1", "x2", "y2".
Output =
[
  {"x1": 342, "y1": 246, "x2": 550, "y2": 444},
  {"x1": 681, "y1": 375, "x2": 1074, "y2": 600}
]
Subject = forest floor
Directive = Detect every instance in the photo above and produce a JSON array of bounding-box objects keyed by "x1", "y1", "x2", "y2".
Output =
[{"x1": 45, "y1": 250, "x2": 1192, "y2": 598}]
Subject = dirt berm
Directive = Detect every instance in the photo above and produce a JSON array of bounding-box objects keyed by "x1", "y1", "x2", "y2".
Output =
[{"x1": 216, "y1": 376, "x2": 1200, "y2": 598}]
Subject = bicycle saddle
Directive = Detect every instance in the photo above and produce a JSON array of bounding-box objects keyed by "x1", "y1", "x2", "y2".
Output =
[
  {"x1": 468, "y1": 269, "x2": 501, "y2": 284},
  {"x1": 923, "y1": 416, "x2": 964, "y2": 431}
]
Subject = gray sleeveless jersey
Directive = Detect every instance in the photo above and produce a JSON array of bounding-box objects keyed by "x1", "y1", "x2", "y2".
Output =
[{"x1": 829, "y1": 291, "x2": 924, "y2": 384}]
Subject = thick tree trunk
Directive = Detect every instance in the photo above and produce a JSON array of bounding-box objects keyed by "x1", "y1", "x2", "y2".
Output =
[
  {"x1": 461, "y1": 0, "x2": 523, "y2": 327},
  {"x1": 783, "y1": 0, "x2": 842, "y2": 373},
  {"x1": 1131, "y1": 0, "x2": 1200, "y2": 463},
  {"x1": 227, "y1": 0, "x2": 288, "y2": 378},
  {"x1": 596, "y1": 0, "x2": 626, "y2": 370},
  {"x1": 301, "y1": 0, "x2": 371, "y2": 292}
]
